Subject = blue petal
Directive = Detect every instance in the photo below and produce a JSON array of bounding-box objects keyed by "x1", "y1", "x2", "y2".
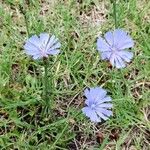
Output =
[
  {"x1": 97, "y1": 96, "x2": 112, "y2": 105},
  {"x1": 99, "y1": 103, "x2": 113, "y2": 108},
  {"x1": 47, "y1": 50, "x2": 60, "y2": 55},
  {"x1": 110, "y1": 54, "x2": 126, "y2": 68},
  {"x1": 51, "y1": 41, "x2": 61, "y2": 49},
  {"x1": 118, "y1": 51, "x2": 133, "y2": 62},
  {"x1": 39, "y1": 33, "x2": 50, "y2": 46},
  {"x1": 101, "y1": 108, "x2": 112, "y2": 117},
  {"x1": 90, "y1": 87, "x2": 107, "y2": 102},
  {"x1": 104, "y1": 31, "x2": 114, "y2": 46},
  {"x1": 32, "y1": 54, "x2": 43, "y2": 59},
  {"x1": 24, "y1": 35, "x2": 42, "y2": 58},
  {"x1": 46, "y1": 35, "x2": 59, "y2": 51},
  {"x1": 84, "y1": 88, "x2": 91, "y2": 99},
  {"x1": 97, "y1": 37, "x2": 110, "y2": 52},
  {"x1": 101, "y1": 51, "x2": 111, "y2": 60},
  {"x1": 84, "y1": 89, "x2": 92, "y2": 106},
  {"x1": 96, "y1": 108, "x2": 112, "y2": 118},
  {"x1": 82, "y1": 107, "x2": 101, "y2": 122},
  {"x1": 28, "y1": 35, "x2": 41, "y2": 48},
  {"x1": 110, "y1": 54, "x2": 115, "y2": 67},
  {"x1": 95, "y1": 109, "x2": 108, "y2": 120},
  {"x1": 24, "y1": 43, "x2": 40, "y2": 56},
  {"x1": 115, "y1": 56, "x2": 126, "y2": 68},
  {"x1": 47, "y1": 42, "x2": 61, "y2": 55},
  {"x1": 113, "y1": 29, "x2": 134, "y2": 50},
  {"x1": 85, "y1": 87, "x2": 107, "y2": 107}
]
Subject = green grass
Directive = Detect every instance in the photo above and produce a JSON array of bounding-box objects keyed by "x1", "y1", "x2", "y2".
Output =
[{"x1": 0, "y1": 0, "x2": 150, "y2": 149}]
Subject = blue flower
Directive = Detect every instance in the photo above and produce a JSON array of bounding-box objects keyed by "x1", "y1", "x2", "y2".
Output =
[
  {"x1": 82, "y1": 87, "x2": 113, "y2": 123},
  {"x1": 97, "y1": 29, "x2": 134, "y2": 68},
  {"x1": 24, "y1": 33, "x2": 61, "y2": 59}
]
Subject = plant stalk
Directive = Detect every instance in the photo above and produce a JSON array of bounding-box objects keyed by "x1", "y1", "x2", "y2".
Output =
[
  {"x1": 19, "y1": 3, "x2": 30, "y2": 37},
  {"x1": 113, "y1": 0, "x2": 117, "y2": 28},
  {"x1": 43, "y1": 58, "x2": 49, "y2": 106}
]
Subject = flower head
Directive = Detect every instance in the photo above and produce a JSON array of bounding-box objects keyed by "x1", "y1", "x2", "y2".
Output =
[
  {"x1": 97, "y1": 29, "x2": 134, "y2": 68},
  {"x1": 82, "y1": 87, "x2": 113, "y2": 123},
  {"x1": 24, "y1": 33, "x2": 61, "y2": 59}
]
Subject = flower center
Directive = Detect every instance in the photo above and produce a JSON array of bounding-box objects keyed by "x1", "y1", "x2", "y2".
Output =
[
  {"x1": 110, "y1": 46, "x2": 117, "y2": 52},
  {"x1": 91, "y1": 104, "x2": 96, "y2": 109},
  {"x1": 40, "y1": 45, "x2": 47, "y2": 57}
]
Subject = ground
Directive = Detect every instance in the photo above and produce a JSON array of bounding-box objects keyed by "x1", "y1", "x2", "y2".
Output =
[{"x1": 0, "y1": 0, "x2": 150, "y2": 149}]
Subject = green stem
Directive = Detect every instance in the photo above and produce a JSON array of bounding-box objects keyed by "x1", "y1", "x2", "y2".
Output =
[
  {"x1": 24, "y1": 12, "x2": 30, "y2": 37},
  {"x1": 113, "y1": 0, "x2": 117, "y2": 28},
  {"x1": 43, "y1": 58, "x2": 49, "y2": 106},
  {"x1": 19, "y1": 3, "x2": 30, "y2": 37}
]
